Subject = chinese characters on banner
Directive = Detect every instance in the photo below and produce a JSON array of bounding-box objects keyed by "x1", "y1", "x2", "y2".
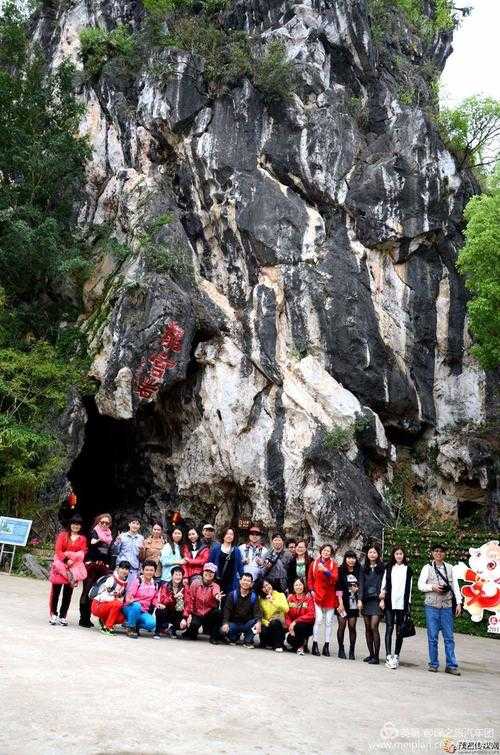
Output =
[{"x1": 135, "y1": 321, "x2": 184, "y2": 401}]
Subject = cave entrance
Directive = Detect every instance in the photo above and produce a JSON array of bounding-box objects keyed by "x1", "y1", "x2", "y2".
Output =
[{"x1": 68, "y1": 397, "x2": 144, "y2": 531}]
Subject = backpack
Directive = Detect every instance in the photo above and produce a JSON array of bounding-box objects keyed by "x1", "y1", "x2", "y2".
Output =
[{"x1": 88, "y1": 575, "x2": 114, "y2": 600}]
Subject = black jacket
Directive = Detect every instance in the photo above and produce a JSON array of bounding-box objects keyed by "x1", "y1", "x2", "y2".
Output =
[{"x1": 223, "y1": 590, "x2": 262, "y2": 624}]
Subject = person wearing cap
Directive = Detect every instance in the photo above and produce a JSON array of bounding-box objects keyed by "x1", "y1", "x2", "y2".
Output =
[
  {"x1": 239, "y1": 526, "x2": 268, "y2": 589},
  {"x1": 263, "y1": 533, "x2": 292, "y2": 593},
  {"x1": 112, "y1": 515, "x2": 144, "y2": 584},
  {"x1": 418, "y1": 543, "x2": 462, "y2": 675},
  {"x1": 200, "y1": 523, "x2": 218, "y2": 549},
  {"x1": 183, "y1": 562, "x2": 223, "y2": 643},
  {"x1": 48, "y1": 515, "x2": 88, "y2": 626}
]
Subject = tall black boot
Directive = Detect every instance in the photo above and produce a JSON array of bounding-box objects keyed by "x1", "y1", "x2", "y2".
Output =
[
  {"x1": 349, "y1": 646, "x2": 355, "y2": 660},
  {"x1": 322, "y1": 642, "x2": 330, "y2": 657},
  {"x1": 338, "y1": 645, "x2": 346, "y2": 659},
  {"x1": 312, "y1": 641, "x2": 321, "y2": 656}
]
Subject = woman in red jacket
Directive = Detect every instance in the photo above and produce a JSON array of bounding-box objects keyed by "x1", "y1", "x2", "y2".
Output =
[
  {"x1": 182, "y1": 527, "x2": 210, "y2": 584},
  {"x1": 308, "y1": 543, "x2": 339, "y2": 657},
  {"x1": 48, "y1": 515, "x2": 87, "y2": 625},
  {"x1": 285, "y1": 578, "x2": 315, "y2": 655},
  {"x1": 154, "y1": 565, "x2": 186, "y2": 637}
]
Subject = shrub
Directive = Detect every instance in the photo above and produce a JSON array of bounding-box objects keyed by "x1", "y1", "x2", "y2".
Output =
[
  {"x1": 253, "y1": 39, "x2": 296, "y2": 104},
  {"x1": 367, "y1": 0, "x2": 455, "y2": 46},
  {"x1": 142, "y1": 0, "x2": 193, "y2": 17},
  {"x1": 398, "y1": 86, "x2": 416, "y2": 106},
  {"x1": 169, "y1": 17, "x2": 251, "y2": 90},
  {"x1": 323, "y1": 425, "x2": 354, "y2": 452},
  {"x1": 201, "y1": 0, "x2": 228, "y2": 14},
  {"x1": 143, "y1": 242, "x2": 194, "y2": 280},
  {"x1": 79, "y1": 27, "x2": 108, "y2": 76},
  {"x1": 79, "y1": 24, "x2": 136, "y2": 78}
]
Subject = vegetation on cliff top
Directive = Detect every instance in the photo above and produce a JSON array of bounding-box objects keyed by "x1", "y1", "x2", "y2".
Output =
[
  {"x1": 0, "y1": 2, "x2": 92, "y2": 516},
  {"x1": 458, "y1": 169, "x2": 500, "y2": 370}
]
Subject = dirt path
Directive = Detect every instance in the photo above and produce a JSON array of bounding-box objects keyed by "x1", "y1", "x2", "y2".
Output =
[{"x1": 0, "y1": 575, "x2": 498, "y2": 754}]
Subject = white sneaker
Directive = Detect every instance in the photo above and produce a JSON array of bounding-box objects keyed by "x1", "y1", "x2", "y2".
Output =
[
  {"x1": 274, "y1": 647, "x2": 284, "y2": 653},
  {"x1": 297, "y1": 648, "x2": 305, "y2": 656},
  {"x1": 49, "y1": 614, "x2": 59, "y2": 625},
  {"x1": 393, "y1": 654, "x2": 400, "y2": 668},
  {"x1": 385, "y1": 654, "x2": 397, "y2": 669},
  {"x1": 58, "y1": 618, "x2": 68, "y2": 626}
]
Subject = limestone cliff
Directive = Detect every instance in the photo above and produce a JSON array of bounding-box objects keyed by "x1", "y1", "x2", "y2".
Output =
[{"x1": 35, "y1": 0, "x2": 498, "y2": 543}]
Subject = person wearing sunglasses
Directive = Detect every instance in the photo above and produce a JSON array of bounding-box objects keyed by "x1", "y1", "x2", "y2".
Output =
[{"x1": 79, "y1": 513, "x2": 113, "y2": 628}]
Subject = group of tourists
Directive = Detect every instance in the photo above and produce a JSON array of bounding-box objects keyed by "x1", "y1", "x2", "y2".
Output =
[{"x1": 48, "y1": 513, "x2": 463, "y2": 673}]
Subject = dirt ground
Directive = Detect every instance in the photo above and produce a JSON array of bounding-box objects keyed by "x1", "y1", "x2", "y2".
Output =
[{"x1": 0, "y1": 575, "x2": 498, "y2": 755}]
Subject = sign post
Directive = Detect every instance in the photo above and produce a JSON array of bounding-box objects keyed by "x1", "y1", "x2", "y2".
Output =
[{"x1": 0, "y1": 516, "x2": 33, "y2": 574}]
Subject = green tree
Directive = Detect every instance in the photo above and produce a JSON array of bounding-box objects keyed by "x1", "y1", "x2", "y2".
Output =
[
  {"x1": 0, "y1": 2, "x2": 93, "y2": 517},
  {"x1": 457, "y1": 169, "x2": 500, "y2": 370},
  {"x1": 0, "y1": 1, "x2": 90, "y2": 341},
  {"x1": 438, "y1": 96, "x2": 500, "y2": 170}
]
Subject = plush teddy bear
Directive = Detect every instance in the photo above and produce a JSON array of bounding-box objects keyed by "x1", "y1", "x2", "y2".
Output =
[{"x1": 455, "y1": 541, "x2": 500, "y2": 622}]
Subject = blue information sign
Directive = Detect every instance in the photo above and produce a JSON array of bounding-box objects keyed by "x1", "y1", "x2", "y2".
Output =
[{"x1": 0, "y1": 516, "x2": 33, "y2": 547}]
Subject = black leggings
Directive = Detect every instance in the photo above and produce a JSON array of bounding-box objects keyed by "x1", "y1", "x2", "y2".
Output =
[
  {"x1": 260, "y1": 619, "x2": 285, "y2": 650},
  {"x1": 286, "y1": 622, "x2": 313, "y2": 651},
  {"x1": 50, "y1": 584, "x2": 74, "y2": 618},
  {"x1": 385, "y1": 609, "x2": 404, "y2": 656},
  {"x1": 155, "y1": 607, "x2": 184, "y2": 633},
  {"x1": 337, "y1": 615, "x2": 357, "y2": 651},
  {"x1": 364, "y1": 615, "x2": 381, "y2": 658},
  {"x1": 184, "y1": 609, "x2": 221, "y2": 641}
]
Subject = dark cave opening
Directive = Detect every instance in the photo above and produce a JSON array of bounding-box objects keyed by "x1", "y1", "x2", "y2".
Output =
[{"x1": 68, "y1": 397, "x2": 145, "y2": 531}]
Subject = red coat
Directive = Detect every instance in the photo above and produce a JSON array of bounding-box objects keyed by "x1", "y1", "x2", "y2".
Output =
[
  {"x1": 157, "y1": 583, "x2": 177, "y2": 609},
  {"x1": 308, "y1": 557, "x2": 339, "y2": 609},
  {"x1": 49, "y1": 532, "x2": 87, "y2": 585},
  {"x1": 286, "y1": 592, "x2": 315, "y2": 627},
  {"x1": 182, "y1": 544, "x2": 210, "y2": 581},
  {"x1": 184, "y1": 579, "x2": 220, "y2": 618}
]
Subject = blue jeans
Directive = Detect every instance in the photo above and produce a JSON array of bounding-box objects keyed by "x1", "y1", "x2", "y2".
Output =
[
  {"x1": 425, "y1": 606, "x2": 458, "y2": 669},
  {"x1": 227, "y1": 619, "x2": 257, "y2": 643},
  {"x1": 123, "y1": 602, "x2": 156, "y2": 632}
]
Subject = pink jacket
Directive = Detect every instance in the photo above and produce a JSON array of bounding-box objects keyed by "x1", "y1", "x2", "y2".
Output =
[
  {"x1": 49, "y1": 532, "x2": 87, "y2": 585},
  {"x1": 125, "y1": 577, "x2": 159, "y2": 612}
]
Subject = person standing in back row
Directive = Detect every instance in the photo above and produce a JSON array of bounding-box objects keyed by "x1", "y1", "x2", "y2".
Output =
[
  {"x1": 308, "y1": 543, "x2": 339, "y2": 657},
  {"x1": 239, "y1": 525, "x2": 268, "y2": 590},
  {"x1": 418, "y1": 543, "x2": 462, "y2": 676},
  {"x1": 112, "y1": 515, "x2": 144, "y2": 584},
  {"x1": 160, "y1": 527, "x2": 185, "y2": 584},
  {"x1": 79, "y1": 513, "x2": 113, "y2": 628},
  {"x1": 380, "y1": 546, "x2": 412, "y2": 670},
  {"x1": 361, "y1": 545, "x2": 385, "y2": 665},
  {"x1": 263, "y1": 533, "x2": 292, "y2": 593},
  {"x1": 210, "y1": 527, "x2": 244, "y2": 597},
  {"x1": 337, "y1": 550, "x2": 363, "y2": 660}
]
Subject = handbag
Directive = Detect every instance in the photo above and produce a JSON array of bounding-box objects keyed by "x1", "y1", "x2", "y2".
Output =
[{"x1": 399, "y1": 611, "x2": 416, "y2": 638}]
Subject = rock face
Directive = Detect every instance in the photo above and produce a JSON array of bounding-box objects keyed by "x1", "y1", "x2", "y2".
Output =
[{"x1": 34, "y1": 0, "x2": 498, "y2": 542}]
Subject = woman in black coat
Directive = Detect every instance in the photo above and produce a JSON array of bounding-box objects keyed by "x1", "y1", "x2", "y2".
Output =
[{"x1": 361, "y1": 545, "x2": 385, "y2": 664}]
